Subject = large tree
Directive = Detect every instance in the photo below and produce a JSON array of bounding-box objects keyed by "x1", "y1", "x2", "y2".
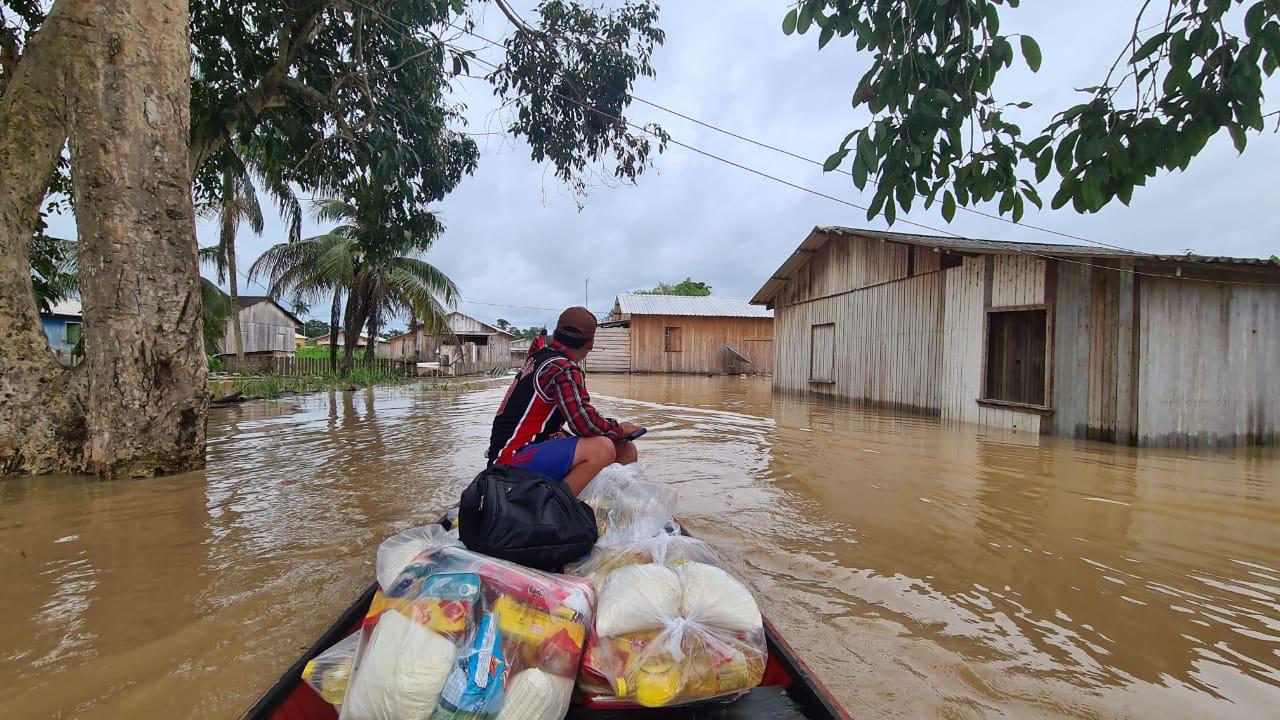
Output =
[
  {"x1": 0, "y1": 0, "x2": 666, "y2": 476},
  {"x1": 0, "y1": 0, "x2": 203, "y2": 476},
  {"x1": 784, "y1": 1, "x2": 1279, "y2": 223}
]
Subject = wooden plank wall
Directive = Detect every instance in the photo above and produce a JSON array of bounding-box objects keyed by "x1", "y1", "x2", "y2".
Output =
[
  {"x1": 1137, "y1": 278, "x2": 1280, "y2": 446},
  {"x1": 939, "y1": 256, "x2": 1044, "y2": 433},
  {"x1": 583, "y1": 326, "x2": 631, "y2": 373},
  {"x1": 774, "y1": 236, "x2": 912, "y2": 307},
  {"x1": 773, "y1": 271, "x2": 944, "y2": 411},
  {"x1": 220, "y1": 302, "x2": 296, "y2": 354},
  {"x1": 630, "y1": 316, "x2": 774, "y2": 374}
]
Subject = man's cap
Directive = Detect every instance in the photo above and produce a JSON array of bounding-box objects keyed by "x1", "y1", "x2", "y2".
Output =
[{"x1": 555, "y1": 306, "x2": 597, "y2": 345}]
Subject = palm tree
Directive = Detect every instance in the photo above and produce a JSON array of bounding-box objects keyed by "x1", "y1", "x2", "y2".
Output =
[
  {"x1": 250, "y1": 195, "x2": 458, "y2": 373},
  {"x1": 197, "y1": 147, "x2": 301, "y2": 365}
]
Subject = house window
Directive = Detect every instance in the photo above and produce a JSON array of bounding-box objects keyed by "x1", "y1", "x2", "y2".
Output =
[
  {"x1": 64, "y1": 321, "x2": 81, "y2": 346},
  {"x1": 664, "y1": 326, "x2": 682, "y2": 352},
  {"x1": 983, "y1": 308, "x2": 1049, "y2": 407},
  {"x1": 809, "y1": 323, "x2": 835, "y2": 383}
]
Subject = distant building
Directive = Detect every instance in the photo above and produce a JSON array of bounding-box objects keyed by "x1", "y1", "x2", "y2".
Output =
[
  {"x1": 387, "y1": 312, "x2": 514, "y2": 373},
  {"x1": 40, "y1": 298, "x2": 82, "y2": 366},
  {"x1": 510, "y1": 338, "x2": 532, "y2": 367},
  {"x1": 753, "y1": 226, "x2": 1280, "y2": 447},
  {"x1": 314, "y1": 331, "x2": 390, "y2": 355},
  {"x1": 601, "y1": 294, "x2": 774, "y2": 375},
  {"x1": 215, "y1": 296, "x2": 302, "y2": 358}
]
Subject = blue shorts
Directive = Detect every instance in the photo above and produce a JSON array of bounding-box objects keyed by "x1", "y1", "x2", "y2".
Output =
[{"x1": 508, "y1": 437, "x2": 579, "y2": 482}]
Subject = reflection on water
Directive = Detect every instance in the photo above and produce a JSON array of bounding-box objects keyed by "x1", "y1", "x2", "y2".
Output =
[{"x1": 2, "y1": 376, "x2": 1279, "y2": 718}]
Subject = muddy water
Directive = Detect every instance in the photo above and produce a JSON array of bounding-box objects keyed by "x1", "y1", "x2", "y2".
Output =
[{"x1": 2, "y1": 376, "x2": 1279, "y2": 719}]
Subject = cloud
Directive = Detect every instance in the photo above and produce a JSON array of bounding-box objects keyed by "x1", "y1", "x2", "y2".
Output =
[{"x1": 45, "y1": 1, "x2": 1280, "y2": 329}]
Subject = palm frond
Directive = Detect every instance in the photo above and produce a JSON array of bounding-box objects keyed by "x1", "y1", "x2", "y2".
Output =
[
  {"x1": 200, "y1": 276, "x2": 232, "y2": 352},
  {"x1": 310, "y1": 197, "x2": 357, "y2": 225}
]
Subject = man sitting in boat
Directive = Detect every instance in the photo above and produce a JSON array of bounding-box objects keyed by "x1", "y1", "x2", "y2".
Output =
[{"x1": 487, "y1": 306, "x2": 639, "y2": 494}]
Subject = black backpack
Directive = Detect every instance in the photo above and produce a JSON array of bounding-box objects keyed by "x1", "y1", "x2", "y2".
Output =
[{"x1": 458, "y1": 464, "x2": 598, "y2": 571}]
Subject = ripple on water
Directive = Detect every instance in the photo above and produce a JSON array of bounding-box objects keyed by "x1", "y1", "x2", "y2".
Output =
[{"x1": 1, "y1": 376, "x2": 1280, "y2": 719}]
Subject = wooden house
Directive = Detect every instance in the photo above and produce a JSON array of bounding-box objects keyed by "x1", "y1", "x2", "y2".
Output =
[
  {"x1": 386, "y1": 312, "x2": 514, "y2": 374},
  {"x1": 753, "y1": 226, "x2": 1280, "y2": 447},
  {"x1": 215, "y1": 296, "x2": 301, "y2": 358},
  {"x1": 314, "y1": 331, "x2": 390, "y2": 355},
  {"x1": 40, "y1": 298, "x2": 82, "y2": 366},
  {"x1": 509, "y1": 338, "x2": 532, "y2": 367},
  {"x1": 601, "y1": 294, "x2": 774, "y2": 375}
]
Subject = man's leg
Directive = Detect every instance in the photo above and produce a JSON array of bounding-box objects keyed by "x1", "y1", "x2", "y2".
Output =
[
  {"x1": 562, "y1": 436, "x2": 616, "y2": 495},
  {"x1": 613, "y1": 439, "x2": 638, "y2": 465}
]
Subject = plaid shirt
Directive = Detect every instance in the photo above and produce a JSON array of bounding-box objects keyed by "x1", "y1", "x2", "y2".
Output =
[{"x1": 536, "y1": 340, "x2": 625, "y2": 440}]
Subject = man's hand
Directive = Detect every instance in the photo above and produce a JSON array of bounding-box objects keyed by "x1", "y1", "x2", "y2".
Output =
[{"x1": 617, "y1": 421, "x2": 640, "y2": 437}]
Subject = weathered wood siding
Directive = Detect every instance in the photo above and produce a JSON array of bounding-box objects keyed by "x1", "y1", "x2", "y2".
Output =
[
  {"x1": 774, "y1": 236, "x2": 941, "y2": 307},
  {"x1": 939, "y1": 256, "x2": 1045, "y2": 433},
  {"x1": 583, "y1": 326, "x2": 631, "y2": 373},
  {"x1": 630, "y1": 316, "x2": 774, "y2": 374},
  {"x1": 389, "y1": 329, "x2": 511, "y2": 370},
  {"x1": 774, "y1": 270, "x2": 944, "y2": 411},
  {"x1": 1050, "y1": 262, "x2": 1134, "y2": 441},
  {"x1": 1137, "y1": 278, "x2": 1280, "y2": 446},
  {"x1": 219, "y1": 301, "x2": 295, "y2": 355}
]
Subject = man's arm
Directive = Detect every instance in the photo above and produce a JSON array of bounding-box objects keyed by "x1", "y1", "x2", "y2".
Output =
[{"x1": 539, "y1": 360, "x2": 627, "y2": 440}]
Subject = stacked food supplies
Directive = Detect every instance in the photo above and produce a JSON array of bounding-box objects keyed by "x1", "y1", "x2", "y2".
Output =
[
  {"x1": 298, "y1": 463, "x2": 766, "y2": 718},
  {"x1": 312, "y1": 524, "x2": 596, "y2": 720},
  {"x1": 569, "y1": 465, "x2": 768, "y2": 708}
]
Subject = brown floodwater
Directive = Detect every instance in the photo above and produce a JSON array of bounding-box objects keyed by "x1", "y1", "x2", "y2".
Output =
[{"x1": 2, "y1": 375, "x2": 1279, "y2": 719}]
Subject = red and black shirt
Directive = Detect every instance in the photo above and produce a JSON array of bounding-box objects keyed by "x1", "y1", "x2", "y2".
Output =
[{"x1": 487, "y1": 341, "x2": 625, "y2": 464}]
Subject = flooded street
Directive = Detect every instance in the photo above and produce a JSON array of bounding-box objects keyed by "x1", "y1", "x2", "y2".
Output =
[{"x1": 3, "y1": 375, "x2": 1280, "y2": 719}]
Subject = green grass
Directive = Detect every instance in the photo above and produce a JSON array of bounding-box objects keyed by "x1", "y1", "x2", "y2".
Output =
[{"x1": 211, "y1": 367, "x2": 462, "y2": 400}]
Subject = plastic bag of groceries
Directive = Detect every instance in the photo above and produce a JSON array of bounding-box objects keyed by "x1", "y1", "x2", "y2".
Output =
[
  {"x1": 301, "y1": 633, "x2": 361, "y2": 709},
  {"x1": 341, "y1": 532, "x2": 595, "y2": 720},
  {"x1": 567, "y1": 532, "x2": 714, "y2": 586},
  {"x1": 570, "y1": 535, "x2": 767, "y2": 707},
  {"x1": 578, "y1": 463, "x2": 678, "y2": 547}
]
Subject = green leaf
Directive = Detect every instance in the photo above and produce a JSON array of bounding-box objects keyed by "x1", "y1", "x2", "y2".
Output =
[
  {"x1": 797, "y1": 4, "x2": 813, "y2": 34},
  {"x1": 823, "y1": 148, "x2": 850, "y2": 172},
  {"x1": 1034, "y1": 148, "x2": 1053, "y2": 182},
  {"x1": 782, "y1": 8, "x2": 798, "y2": 35},
  {"x1": 1246, "y1": 3, "x2": 1266, "y2": 39},
  {"x1": 819, "y1": 25, "x2": 835, "y2": 49},
  {"x1": 1229, "y1": 124, "x2": 1248, "y2": 153},
  {"x1": 942, "y1": 191, "x2": 956, "y2": 222},
  {"x1": 1020, "y1": 35, "x2": 1042, "y2": 72},
  {"x1": 1134, "y1": 32, "x2": 1171, "y2": 62},
  {"x1": 852, "y1": 156, "x2": 870, "y2": 189}
]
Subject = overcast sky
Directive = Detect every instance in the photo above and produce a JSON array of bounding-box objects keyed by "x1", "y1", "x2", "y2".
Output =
[{"x1": 50, "y1": 1, "x2": 1280, "y2": 330}]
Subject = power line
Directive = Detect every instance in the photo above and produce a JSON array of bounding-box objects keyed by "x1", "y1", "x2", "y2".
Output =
[
  {"x1": 343, "y1": 1, "x2": 1279, "y2": 287},
  {"x1": 447, "y1": 10, "x2": 1142, "y2": 256}
]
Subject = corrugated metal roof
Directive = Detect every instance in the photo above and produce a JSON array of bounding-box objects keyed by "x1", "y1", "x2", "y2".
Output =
[
  {"x1": 820, "y1": 227, "x2": 1143, "y2": 259},
  {"x1": 46, "y1": 298, "x2": 82, "y2": 317},
  {"x1": 615, "y1": 294, "x2": 772, "y2": 318},
  {"x1": 751, "y1": 226, "x2": 1279, "y2": 306}
]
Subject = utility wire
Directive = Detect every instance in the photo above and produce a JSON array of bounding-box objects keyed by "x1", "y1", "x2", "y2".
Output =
[
  {"x1": 448, "y1": 12, "x2": 1142, "y2": 256},
  {"x1": 344, "y1": 0, "x2": 1279, "y2": 287}
]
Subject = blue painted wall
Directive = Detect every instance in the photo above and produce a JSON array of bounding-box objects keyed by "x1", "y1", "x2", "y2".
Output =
[{"x1": 41, "y1": 314, "x2": 80, "y2": 356}]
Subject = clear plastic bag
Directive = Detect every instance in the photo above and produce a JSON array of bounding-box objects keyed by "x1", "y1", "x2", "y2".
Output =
[
  {"x1": 572, "y1": 539, "x2": 766, "y2": 708},
  {"x1": 301, "y1": 633, "x2": 361, "y2": 709},
  {"x1": 343, "y1": 538, "x2": 594, "y2": 720},
  {"x1": 578, "y1": 463, "x2": 677, "y2": 547},
  {"x1": 376, "y1": 524, "x2": 462, "y2": 591},
  {"x1": 567, "y1": 533, "x2": 720, "y2": 587}
]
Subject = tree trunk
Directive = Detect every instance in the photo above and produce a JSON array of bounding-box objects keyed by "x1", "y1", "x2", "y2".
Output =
[
  {"x1": 328, "y1": 288, "x2": 341, "y2": 373},
  {"x1": 0, "y1": 4, "x2": 86, "y2": 475},
  {"x1": 222, "y1": 166, "x2": 244, "y2": 364},
  {"x1": 66, "y1": 0, "x2": 206, "y2": 476},
  {"x1": 340, "y1": 288, "x2": 365, "y2": 374},
  {"x1": 364, "y1": 307, "x2": 380, "y2": 362}
]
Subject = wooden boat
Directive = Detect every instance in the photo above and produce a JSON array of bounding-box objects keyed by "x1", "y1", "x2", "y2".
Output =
[{"x1": 241, "y1": 523, "x2": 850, "y2": 720}]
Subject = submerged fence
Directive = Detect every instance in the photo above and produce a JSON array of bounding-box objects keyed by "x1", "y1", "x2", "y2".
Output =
[{"x1": 220, "y1": 355, "x2": 416, "y2": 377}]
